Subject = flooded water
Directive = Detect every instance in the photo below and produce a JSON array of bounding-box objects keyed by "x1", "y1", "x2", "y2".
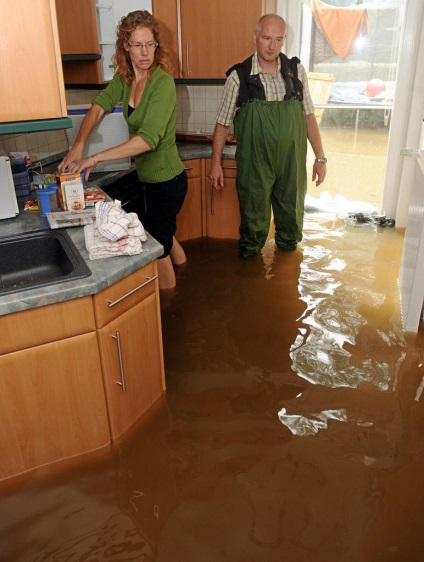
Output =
[
  {"x1": 1, "y1": 211, "x2": 424, "y2": 562},
  {"x1": 308, "y1": 126, "x2": 389, "y2": 208}
]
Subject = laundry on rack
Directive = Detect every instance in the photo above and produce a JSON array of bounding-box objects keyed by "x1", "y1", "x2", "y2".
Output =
[{"x1": 310, "y1": 0, "x2": 369, "y2": 60}]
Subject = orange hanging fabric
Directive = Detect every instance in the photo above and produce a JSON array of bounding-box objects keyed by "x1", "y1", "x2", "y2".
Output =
[{"x1": 310, "y1": 0, "x2": 369, "y2": 60}]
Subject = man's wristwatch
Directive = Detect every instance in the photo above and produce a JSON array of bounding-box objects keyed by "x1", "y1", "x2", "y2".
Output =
[{"x1": 315, "y1": 157, "x2": 327, "y2": 164}]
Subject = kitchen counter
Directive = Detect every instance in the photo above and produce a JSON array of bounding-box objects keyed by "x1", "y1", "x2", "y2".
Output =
[
  {"x1": 0, "y1": 142, "x2": 235, "y2": 316},
  {"x1": 0, "y1": 212, "x2": 163, "y2": 316},
  {"x1": 177, "y1": 141, "x2": 236, "y2": 162}
]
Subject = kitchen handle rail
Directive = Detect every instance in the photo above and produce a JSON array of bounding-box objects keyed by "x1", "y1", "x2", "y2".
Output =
[
  {"x1": 186, "y1": 39, "x2": 190, "y2": 76},
  {"x1": 112, "y1": 330, "x2": 127, "y2": 392},
  {"x1": 210, "y1": 185, "x2": 214, "y2": 215},
  {"x1": 107, "y1": 275, "x2": 158, "y2": 307}
]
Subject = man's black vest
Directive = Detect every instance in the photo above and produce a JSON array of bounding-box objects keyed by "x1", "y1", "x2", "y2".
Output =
[{"x1": 226, "y1": 53, "x2": 304, "y2": 108}]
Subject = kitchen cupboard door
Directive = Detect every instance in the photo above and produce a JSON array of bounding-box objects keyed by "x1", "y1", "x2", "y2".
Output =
[
  {"x1": 176, "y1": 159, "x2": 204, "y2": 241},
  {"x1": 97, "y1": 292, "x2": 165, "y2": 440},
  {"x1": 151, "y1": 0, "x2": 179, "y2": 78},
  {"x1": 55, "y1": 0, "x2": 100, "y2": 54},
  {"x1": 205, "y1": 160, "x2": 240, "y2": 240},
  {"x1": 1, "y1": 0, "x2": 67, "y2": 122},
  {"x1": 179, "y1": 0, "x2": 263, "y2": 78},
  {"x1": 55, "y1": 0, "x2": 102, "y2": 84},
  {"x1": 0, "y1": 333, "x2": 110, "y2": 481}
]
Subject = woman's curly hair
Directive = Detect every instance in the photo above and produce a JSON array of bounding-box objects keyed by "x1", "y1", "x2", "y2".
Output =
[{"x1": 112, "y1": 10, "x2": 172, "y2": 83}]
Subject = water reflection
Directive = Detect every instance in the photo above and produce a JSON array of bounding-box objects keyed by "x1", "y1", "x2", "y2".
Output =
[{"x1": 1, "y1": 211, "x2": 424, "y2": 560}]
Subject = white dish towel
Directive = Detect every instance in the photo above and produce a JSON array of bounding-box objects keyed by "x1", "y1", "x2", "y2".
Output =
[{"x1": 84, "y1": 200, "x2": 147, "y2": 259}]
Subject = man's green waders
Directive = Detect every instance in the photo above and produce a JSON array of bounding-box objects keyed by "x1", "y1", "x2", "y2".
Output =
[{"x1": 234, "y1": 97, "x2": 307, "y2": 257}]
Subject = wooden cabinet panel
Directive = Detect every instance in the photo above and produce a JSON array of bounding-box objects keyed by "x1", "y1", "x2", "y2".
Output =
[
  {"x1": 204, "y1": 159, "x2": 240, "y2": 239},
  {"x1": 0, "y1": 332, "x2": 110, "y2": 480},
  {"x1": 176, "y1": 159, "x2": 204, "y2": 241},
  {"x1": 93, "y1": 262, "x2": 158, "y2": 329},
  {"x1": 1, "y1": 0, "x2": 67, "y2": 122},
  {"x1": 97, "y1": 293, "x2": 165, "y2": 439},
  {"x1": 55, "y1": 0, "x2": 102, "y2": 84},
  {"x1": 153, "y1": 0, "x2": 264, "y2": 79},
  {"x1": 180, "y1": 0, "x2": 262, "y2": 79},
  {"x1": 0, "y1": 297, "x2": 95, "y2": 356},
  {"x1": 151, "y1": 0, "x2": 179, "y2": 78},
  {"x1": 55, "y1": 0, "x2": 100, "y2": 54}
]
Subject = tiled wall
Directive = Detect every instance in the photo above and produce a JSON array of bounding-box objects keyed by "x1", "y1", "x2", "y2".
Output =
[
  {"x1": 0, "y1": 85, "x2": 228, "y2": 165},
  {"x1": 175, "y1": 84, "x2": 227, "y2": 134}
]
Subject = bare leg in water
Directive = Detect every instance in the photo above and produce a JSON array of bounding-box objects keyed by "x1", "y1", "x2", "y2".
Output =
[
  {"x1": 170, "y1": 237, "x2": 187, "y2": 265},
  {"x1": 158, "y1": 237, "x2": 187, "y2": 290}
]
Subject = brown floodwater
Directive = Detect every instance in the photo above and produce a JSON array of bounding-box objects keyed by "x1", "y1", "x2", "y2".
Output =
[{"x1": 1, "y1": 210, "x2": 424, "y2": 562}]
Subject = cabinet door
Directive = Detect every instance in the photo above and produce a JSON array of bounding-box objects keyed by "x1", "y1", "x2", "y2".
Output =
[
  {"x1": 205, "y1": 160, "x2": 240, "y2": 239},
  {"x1": 56, "y1": 0, "x2": 100, "y2": 54},
  {"x1": 0, "y1": 333, "x2": 110, "y2": 480},
  {"x1": 151, "y1": 0, "x2": 179, "y2": 78},
  {"x1": 176, "y1": 159, "x2": 204, "y2": 241},
  {"x1": 180, "y1": 0, "x2": 263, "y2": 78},
  {"x1": 1, "y1": 0, "x2": 67, "y2": 122},
  {"x1": 55, "y1": 0, "x2": 102, "y2": 84},
  {"x1": 98, "y1": 293, "x2": 165, "y2": 440}
]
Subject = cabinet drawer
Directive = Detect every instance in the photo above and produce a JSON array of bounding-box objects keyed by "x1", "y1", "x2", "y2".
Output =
[
  {"x1": 0, "y1": 296, "x2": 96, "y2": 355},
  {"x1": 93, "y1": 261, "x2": 158, "y2": 328},
  {"x1": 183, "y1": 159, "x2": 202, "y2": 178}
]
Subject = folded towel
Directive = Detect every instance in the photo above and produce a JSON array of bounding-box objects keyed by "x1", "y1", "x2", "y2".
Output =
[
  {"x1": 84, "y1": 199, "x2": 147, "y2": 259},
  {"x1": 96, "y1": 200, "x2": 147, "y2": 242},
  {"x1": 84, "y1": 223, "x2": 145, "y2": 259}
]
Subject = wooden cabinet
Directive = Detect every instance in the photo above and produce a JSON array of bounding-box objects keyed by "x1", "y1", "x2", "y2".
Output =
[
  {"x1": 0, "y1": 260, "x2": 165, "y2": 480},
  {"x1": 0, "y1": 300, "x2": 110, "y2": 481},
  {"x1": 1, "y1": 0, "x2": 67, "y2": 123},
  {"x1": 97, "y1": 294, "x2": 164, "y2": 439},
  {"x1": 55, "y1": 0, "x2": 102, "y2": 84},
  {"x1": 94, "y1": 262, "x2": 165, "y2": 440},
  {"x1": 176, "y1": 159, "x2": 204, "y2": 241},
  {"x1": 204, "y1": 159, "x2": 240, "y2": 240},
  {"x1": 174, "y1": 158, "x2": 240, "y2": 241},
  {"x1": 153, "y1": 0, "x2": 270, "y2": 78}
]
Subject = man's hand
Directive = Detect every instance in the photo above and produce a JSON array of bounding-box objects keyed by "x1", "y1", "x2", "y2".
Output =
[
  {"x1": 312, "y1": 162, "x2": 327, "y2": 187},
  {"x1": 209, "y1": 161, "x2": 225, "y2": 191}
]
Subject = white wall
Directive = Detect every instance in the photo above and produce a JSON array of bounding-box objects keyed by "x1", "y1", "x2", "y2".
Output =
[{"x1": 113, "y1": 1, "x2": 152, "y2": 24}]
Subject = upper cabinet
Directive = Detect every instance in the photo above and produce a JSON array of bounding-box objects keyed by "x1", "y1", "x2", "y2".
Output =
[
  {"x1": 153, "y1": 0, "x2": 276, "y2": 79},
  {"x1": 0, "y1": 0, "x2": 69, "y2": 126},
  {"x1": 55, "y1": 0, "x2": 103, "y2": 84}
]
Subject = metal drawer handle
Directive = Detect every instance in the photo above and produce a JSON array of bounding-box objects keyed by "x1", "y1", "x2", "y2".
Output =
[
  {"x1": 107, "y1": 275, "x2": 158, "y2": 307},
  {"x1": 186, "y1": 39, "x2": 190, "y2": 76},
  {"x1": 112, "y1": 330, "x2": 127, "y2": 392},
  {"x1": 184, "y1": 166, "x2": 193, "y2": 171},
  {"x1": 210, "y1": 185, "x2": 214, "y2": 215},
  {"x1": 222, "y1": 166, "x2": 237, "y2": 170}
]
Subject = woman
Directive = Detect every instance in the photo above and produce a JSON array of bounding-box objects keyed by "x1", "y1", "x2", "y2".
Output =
[{"x1": 58, "y1": 10, "x2": 187, "y2": 290}]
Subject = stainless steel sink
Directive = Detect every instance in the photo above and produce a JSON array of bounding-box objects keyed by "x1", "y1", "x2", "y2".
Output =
[{"x1": 0, "y1": 230, "x2": 91, "y2": 295}]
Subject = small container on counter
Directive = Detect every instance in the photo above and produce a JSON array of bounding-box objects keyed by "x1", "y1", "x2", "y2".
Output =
[{"x1": 35, "y1": 186, "x2": 59, "y2": 217}]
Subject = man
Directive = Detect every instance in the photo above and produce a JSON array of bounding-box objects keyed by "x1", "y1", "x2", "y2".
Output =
[{"x1": 209, "y1": 14, "x2": 327, "y2": 256}]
